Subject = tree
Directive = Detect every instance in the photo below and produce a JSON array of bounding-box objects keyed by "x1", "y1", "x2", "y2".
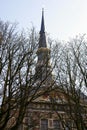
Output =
[
  {"x1": 0, "y1": 19, "x2": 87, "y2": 130},
  {"x1": 0, "y1": 20, "x2": 56, "y2": 130},
  {"x1": 0, "y1": 20, "x2": 37, "y2": 130},
  {"x1": 51, "y1": 35, "x2": 87, "y2": 129}
]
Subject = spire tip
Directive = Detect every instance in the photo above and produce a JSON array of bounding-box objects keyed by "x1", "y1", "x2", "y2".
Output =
[{"x1": 42, "y1": 8, "x2": 44, "y2": 12}]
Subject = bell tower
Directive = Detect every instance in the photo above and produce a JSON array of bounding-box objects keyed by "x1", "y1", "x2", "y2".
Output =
[{"x1": 35, "y1": 9, "x2": 53, "y2": 84}]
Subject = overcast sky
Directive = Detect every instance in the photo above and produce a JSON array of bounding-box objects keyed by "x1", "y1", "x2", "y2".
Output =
[{"x1": 0, "y1": 0, "x2": 87, "y2": 41}]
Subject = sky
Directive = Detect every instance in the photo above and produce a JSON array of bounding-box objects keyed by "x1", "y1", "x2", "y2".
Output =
[{"x1": 0, "y1": 0, "x2": 87, "y2": 41}]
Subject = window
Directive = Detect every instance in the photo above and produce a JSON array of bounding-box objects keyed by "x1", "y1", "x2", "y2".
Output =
[
  {"x1": 53, "y1": 120, "x2": 61, "y2": 130},
  {"x1": 41, "y1": 119, "x2": 48, "y2": 130},
  {"x1": 65, "y1": 121, "x2": 72, "y2": 130}
]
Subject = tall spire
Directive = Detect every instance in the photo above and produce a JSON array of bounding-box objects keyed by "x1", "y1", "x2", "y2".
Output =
[
  {"x1": 40, "y1": 8, "x2": 45, "y2": 33},
  {"x1": 35, "y1": 9, "x2": 52, "y2": 83},
  {"x1": 39, "y1": 8, "x2": 47, "y2": 48}
]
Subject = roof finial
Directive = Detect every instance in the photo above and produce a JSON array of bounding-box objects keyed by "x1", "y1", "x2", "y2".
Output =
[{"x1": 42, "y1": 8, "x2": 44, "y2": 13}]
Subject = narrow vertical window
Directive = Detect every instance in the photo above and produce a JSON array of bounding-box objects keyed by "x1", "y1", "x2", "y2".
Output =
[
  {"x1": 41, "y1": 119, "x2": 48, "y2": 130},
  {"x1": 53, "y1": 120, "x2": 61, "y2": 130},
  {"x1": 65, "y1": 121, "x2": 72, "y2": 130}
]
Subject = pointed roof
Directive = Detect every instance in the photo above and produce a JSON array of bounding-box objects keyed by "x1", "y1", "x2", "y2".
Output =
[
  {"x1": 40, "y1": 8, "x2": 45, "y2": 33},
  {"x1": 39, "y1": 9, "x2": 47, "y2": 48}
]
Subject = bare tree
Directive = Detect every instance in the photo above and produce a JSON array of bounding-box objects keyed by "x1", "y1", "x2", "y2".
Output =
[
  {"x1": 0, "y1": 20, "x2": 37, "y2": 130},
  {"x1": 0, "y1": 19, "x2": 87, "y2": 130},
  {"x1": 0, "y1": 21, "x2": 37, "y2": 129},
  {"x1": 51, "y1": 35, "x2": 87, "y2": 130},
  {"x1": 0, "y1": 20, "x2": 57, "y2": 130}
]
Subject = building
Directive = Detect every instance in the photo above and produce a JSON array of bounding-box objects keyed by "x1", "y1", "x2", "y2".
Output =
[
  {"x1": 21, "y1": 10, "x2": 87, "y2": 130},
  {"x1": 5, "y1": 10, "x2": 87, "y2": 130}
]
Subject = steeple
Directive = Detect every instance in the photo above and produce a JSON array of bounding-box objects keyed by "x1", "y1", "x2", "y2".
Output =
[
  {"x1": 35, "y1": 9, "x2": 52, "y2": 83},
  {"x1": 39, "y1": 8, "x2": 47, "y2": 48}
]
